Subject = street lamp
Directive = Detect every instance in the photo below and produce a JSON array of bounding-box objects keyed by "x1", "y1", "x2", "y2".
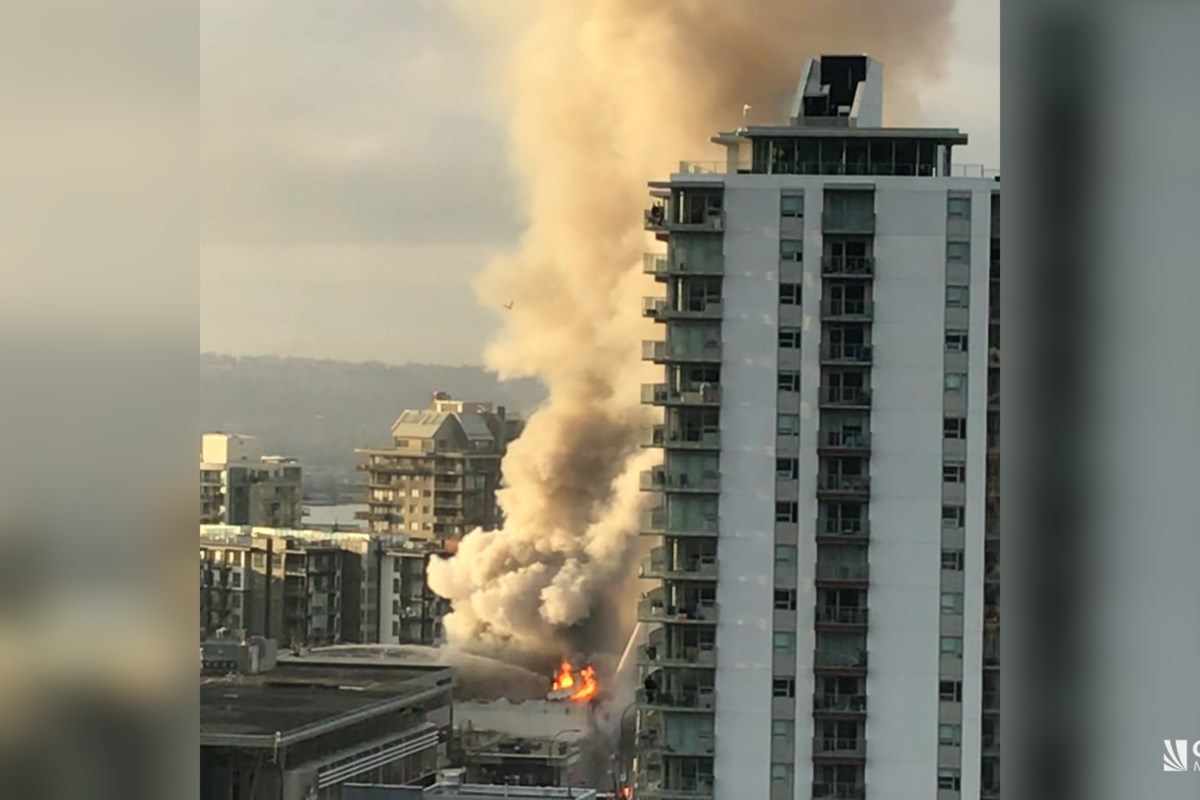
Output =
[{"x1": 551, "y1": 729, "x2": 582, "y2": 798}]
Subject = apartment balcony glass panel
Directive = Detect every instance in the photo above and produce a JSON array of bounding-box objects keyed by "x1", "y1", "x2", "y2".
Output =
[
  {"x1": 813, "y1": 694, "x2": 868, "y2": 714},
  {"x1": 821, "y1": 256, "x2": 874, "y2": 278},
  {"x1": 821, "y1": 299, "x2": 875, "y2": 321},
  {"x1": 640, "y1": 468, "x2": 720, "y2": 493},
  {"x1": 642, "y1": 384, "x2": 722, "y2": 407},
  {"x1": 822, "y1": 211, "x2": 876, "y2": 234},
  {"x1": 812, "y1": 782, "x2": 867, "y2": 800},
  {"x1": 642, "y1": 340, "x2": 723, "y2": 364},
  {"x1": 812, "y1": 736, "x2": 867, "y2": 758},
  {"x1": 821, "y1": 343, "x2": 873, "y2": 364}
]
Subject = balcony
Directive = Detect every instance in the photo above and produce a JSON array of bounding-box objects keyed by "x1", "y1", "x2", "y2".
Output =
[
  {"x1": 812, "y1": 736, "x2": 867, "y2": 759},
  {"x1": 812, "y1": 782, "x2": 866, "y2": 800},
  {"x1": 821, "y1": 343, "x2": 873, "y2": 364},
  {"x1": 813, "y1": 693, "x2": 868, "y2": 714},
  {"x1": 642, "y1": 340, "x2": 723, "y2": 364},
  {"x1": 642, "y1": 298, "x2": 724, "y2": 321},
  {"x1": 640, "y1": 425, "x2": 721, "y2": 451},
  {"x1": 815, "y1": 562, "x2": 870, "y2": 586},
  {"x1": 645, "y1": 206, "x2": 669, "y2": 232},
  {"x1": 821, "y1": 256, "x2": 875, "y2": 278},
  {"x1": 983, "y1": 690, "x2": 1000, "y2": 712},
  {"x1": 821, "y1": 299, "x2": 874, "y2": 321},
  {"x1": 822, "y1": 210, "x2": 876, "y2": 234},
  {"x1": 643, "y1": 253, "x2": 669, "y2": 276},
  {"x1": 640, "y1": 468, "x2": 720, "y2": 493},
  {"x1": 637, "y1": 598, "x2": 719, "y2": 625},
  {"x1": 814, "y1": 648, "x2": 869, "y2": 673},
  {"x1": 983, "y1": 733, "x2": 1000, "y2": 753},
  {"x1": 643, "y1": 252, "x2": 724, "y2": 278},
  {"x1": 820, "y1": 387, "x2": 872, "y2": 409},
  {"x1": 635, "y1": 686, "x2": 716, "y2": 711},
  {"x1": 641, "y1": 550, "x2": 719, "y2": 581},
  {"x1": 817, "y1": 474, "x2": 870, "y2": 499},
  {"x1": 637, "y1": 644, "x2": 717, "y2": 669},
  {"x1": 638, "y1": 508, "x2": 719, "y2": 538},
  {"x1": 815, "y1": 607, "x2": 869, "y2": 629},
  {"x1": 818, "y1": 431, "x2": 871, "y2": 453},
  {"x1": 642, "y1": 384, "x2": 722, "y2": 407},
  {"x1": 817, "y1": 518, "x2": 869, "y2": 545}
]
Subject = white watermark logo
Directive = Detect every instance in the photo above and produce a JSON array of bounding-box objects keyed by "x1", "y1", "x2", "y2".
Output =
[{"x1": 1162, "y1": 739, "x2": 1200, "y2": 772}]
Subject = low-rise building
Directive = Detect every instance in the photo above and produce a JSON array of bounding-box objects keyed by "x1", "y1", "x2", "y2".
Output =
[{"x1": 201, "y1": 659, "x2": 454, "y2": 800}]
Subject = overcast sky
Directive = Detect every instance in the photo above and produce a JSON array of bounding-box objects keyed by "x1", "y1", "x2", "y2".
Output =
[{"x1": 201, "y1": 0, "x2": 999, "y2": 367}]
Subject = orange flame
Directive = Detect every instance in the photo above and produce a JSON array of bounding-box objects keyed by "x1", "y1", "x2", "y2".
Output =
[{"x1": 551, "y1": 659, "x2": 598, "y2": 702}]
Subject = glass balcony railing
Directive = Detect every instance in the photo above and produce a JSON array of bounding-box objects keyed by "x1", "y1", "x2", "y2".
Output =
[
  {"x1": 815, "y1": 607, "x2": 869, "y2": 625},
  {"x1": 812, "y1": 782, "x2": 867, "y2": 800},
  {"x1": 637, "y1": 599, "x2": 719, "y2": 624},
  {"x1": 821, "y1": 256, "x2": 875, "y2": 277},
  {"x1": 642, "y1": 340, "x2": 723, "y2": 363},
  {"x1": 821, "y1": 431, "x2": 871, "y2": 450},
  {"x1": 821, "y1": 299, "x2": 874, "y2": 320},
  {"x1": 640, "y1": 469, "x2": 721, "y2": 492},
  {"x1": 812, "y1": 736, "x2": 867, "y2": 757},
  {"x1": 813, "y1": 693, "x2": 868, "y2": 713},
  {"x1": 821, "y1": 343, "x2": 873, "y2": 363},
  {"x1": 641, "y1": 425, "x2": 721, "y2": 450},
  {"x1": 820, "y1": 387, "x2": 872, "y2": 407},
  {"x1": 642, "y1": 384, "x2": 722, "y2": 406},
  {"x1": 815, "y1": 563, "x2": 870, "y2": 582},
  {"x1": 818, "y1": 474, "x2": 871, "y2": 495}
]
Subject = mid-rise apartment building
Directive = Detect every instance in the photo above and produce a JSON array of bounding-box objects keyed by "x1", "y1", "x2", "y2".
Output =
[
  {"x1": 201, "y1": 433, "x2": 303, "y2": 528},
  {"x1": 635, "y1": 55, "x2": 999, "y2": 800},
  {"x1": 357, "y1": 393, "x2": 522, "y2": 538},
  {"x1": 200, "y1": 526, "x2": 451, "y2": 647}
]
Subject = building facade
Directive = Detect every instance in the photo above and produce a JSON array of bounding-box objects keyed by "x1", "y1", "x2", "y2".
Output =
[
  {"x1": 635, "y1": 55, "x2": 999, "y2": 800},
  {"x1": 357, "y1": 393, "x2": 521, "y2": 539},
  {"x1": 201, "y1": 526, "x2": 451, "y2": 647},
  {"x1": 201, "y1": 433, "x2": 304, "y2": 528}
]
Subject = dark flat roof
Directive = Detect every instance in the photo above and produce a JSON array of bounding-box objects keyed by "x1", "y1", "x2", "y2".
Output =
[{"x1": 201, "y1": 661, "x2": 454, "y2": 746}]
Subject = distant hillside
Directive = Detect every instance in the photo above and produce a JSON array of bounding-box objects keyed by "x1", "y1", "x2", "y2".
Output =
[{"x1": 201, "y1": 353, "x2": 545, "y2": 481}]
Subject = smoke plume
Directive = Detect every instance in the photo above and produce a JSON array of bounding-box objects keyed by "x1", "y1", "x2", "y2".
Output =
[{"x1": 427, "y1": 0, "x2": 955, "y2": 669}]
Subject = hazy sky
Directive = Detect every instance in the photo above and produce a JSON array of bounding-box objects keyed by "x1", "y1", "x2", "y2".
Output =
[{"x1": 201, "y1": 0, "x2": 999, "y2": 367}]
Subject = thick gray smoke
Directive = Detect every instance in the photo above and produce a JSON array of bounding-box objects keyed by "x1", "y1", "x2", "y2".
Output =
[{"x1": 427, "y1": 0, "x2": 955, "y2": 669}]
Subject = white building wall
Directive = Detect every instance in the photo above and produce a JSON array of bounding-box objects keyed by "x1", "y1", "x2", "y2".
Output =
[
  {"x1": 860, "y1": 179, "x2": 947, "y2": 799},
  {"x1": 713, "y1": 183, "x2": 779, "y2": 800},
  {"x1": 957, "y1": 184, "x2": 997, "y2": 798}
]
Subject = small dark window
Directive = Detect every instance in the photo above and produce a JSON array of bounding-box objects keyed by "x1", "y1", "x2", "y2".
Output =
[
  {"x1": 943, "y1": 417, "x2": 967, "y2": 439},
  {"x1": 778, "y1": 372, "x2": 801, "y2": 392},
  {"x1": 775, "y1": 501, "x2": 799, "y2": 523},
  {"x1": 779, "y1": 328, "x2": 802, "y2": 348},
  {"x1": 781, "y1": 283, "x2": 802, "y2": 305},
  {"x1": 774, "y1": 589, "x2": 797, "y2": 611},
  {"x1": 939, "y1": 680, "x2": 963, "y2": 702},
  {"x1": 941, "y1": 550, "x2": 965, "y2": 571},
  {"x1": 773, "y1": 677, "x2": 795, "y2": 698}
]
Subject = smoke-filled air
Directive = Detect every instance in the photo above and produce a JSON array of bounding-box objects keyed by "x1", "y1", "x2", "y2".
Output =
[{"x1": 426, "y1": 0, "x2": 955, "y2": 670}]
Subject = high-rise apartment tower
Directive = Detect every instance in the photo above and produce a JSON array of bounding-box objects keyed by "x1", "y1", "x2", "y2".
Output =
[{"x1": 635, "y1": 55, "x2": 1000, "y2": 800}]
